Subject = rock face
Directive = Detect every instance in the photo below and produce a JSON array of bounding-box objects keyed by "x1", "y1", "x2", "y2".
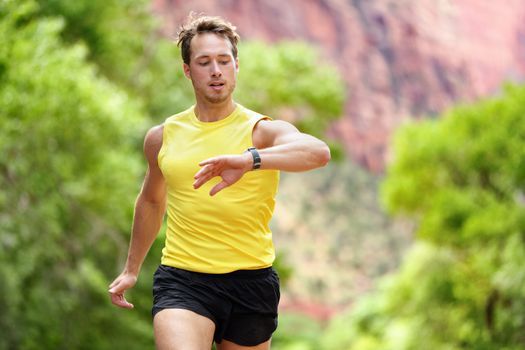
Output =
[
  {"x1": 153, "y1": 0, "x2": 525, "y2": 172},
  {"x1": 153, "y1": 0, "x2": 525, "y2": 171}
]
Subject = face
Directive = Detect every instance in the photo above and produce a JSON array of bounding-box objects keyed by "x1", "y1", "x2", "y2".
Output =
[{"x1": 183, "y1": 33, "x2": 239, "y2": 104}]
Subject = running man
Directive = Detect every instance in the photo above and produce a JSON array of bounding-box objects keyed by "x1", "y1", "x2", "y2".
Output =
[{"x1": 108, "y1": 14, "x2": 331, "y2": 350}]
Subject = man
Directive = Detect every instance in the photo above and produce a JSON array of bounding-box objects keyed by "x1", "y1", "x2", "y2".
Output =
[{"x1": 108, "y1": 14, "x2": 330, "y2": 350}]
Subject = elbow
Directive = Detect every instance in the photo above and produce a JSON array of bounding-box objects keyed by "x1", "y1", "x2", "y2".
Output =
[
  {"x1": 316, "y1": 143, "x2": 331, "y2": 168},
  {"x1": 321, "y1": 144, "x2": 331, "y2": 166},
  {"x1": 136, "y1": 192, "x2": 166, "y2": 209}
]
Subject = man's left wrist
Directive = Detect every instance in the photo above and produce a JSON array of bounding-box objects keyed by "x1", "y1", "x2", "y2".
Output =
[
  {"x1": 242, "y1": 150, "x2": 253, "y2": 172},
  {"x1": 246, "y1": 147, "x2": 261, "y2": 170}
]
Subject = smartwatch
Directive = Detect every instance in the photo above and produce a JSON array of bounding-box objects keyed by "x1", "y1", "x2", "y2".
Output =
[{"x1": 246, "y1": 147, "x2": 261, "y2": 170}]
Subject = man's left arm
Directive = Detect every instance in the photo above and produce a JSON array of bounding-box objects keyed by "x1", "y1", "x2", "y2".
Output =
[
  {"x1": 193, "y1": 119, "x2": 330, "y2": 195},
  {"x1": 251, "y1": 119, "x2": 331, "y2": 172}
]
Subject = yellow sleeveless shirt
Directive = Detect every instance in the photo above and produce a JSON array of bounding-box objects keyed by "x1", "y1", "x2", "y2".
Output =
[{"x1": 158, "y1": 104, "x2": 279, "y2": 273}]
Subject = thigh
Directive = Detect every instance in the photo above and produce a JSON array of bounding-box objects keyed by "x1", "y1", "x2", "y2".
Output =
[
  {"x1": 217, "y1": 339, "x2": 271, "y2": 350},
  {"x1": 154, "y1": 308, "x2": 215, "y2": 350}
]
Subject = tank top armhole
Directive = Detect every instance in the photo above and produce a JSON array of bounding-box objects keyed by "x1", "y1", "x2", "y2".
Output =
[
  {"x1": 249, "y1": 115, "x2": 272, "y2": 147},
  {"x1": 157, "y1": 121, "x2": 168, "y2": 168}
]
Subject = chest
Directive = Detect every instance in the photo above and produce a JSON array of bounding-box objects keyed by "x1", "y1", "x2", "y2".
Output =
[{"x1": 159, "y1": 122, "x2": 252, "y2": 187}]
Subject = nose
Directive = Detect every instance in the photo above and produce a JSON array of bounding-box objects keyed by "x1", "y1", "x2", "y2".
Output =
[{"x1": 210, "y1": 61, "x2": 222, "y2": 77}]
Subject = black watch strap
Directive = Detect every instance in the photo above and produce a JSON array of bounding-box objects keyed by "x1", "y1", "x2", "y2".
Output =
[{"x1": 247, "y1": 147, "x2": 261, "y2": 170}]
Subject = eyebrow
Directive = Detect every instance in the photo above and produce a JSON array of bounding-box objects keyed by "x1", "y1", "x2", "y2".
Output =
[{"x1": 195, "y1": 53, "x2": 232, "y2": 60}]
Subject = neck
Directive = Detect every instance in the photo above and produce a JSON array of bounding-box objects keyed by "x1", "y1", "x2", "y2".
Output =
[{"x1": 194, "y1": 98, "x2": 236, "y2": 122}]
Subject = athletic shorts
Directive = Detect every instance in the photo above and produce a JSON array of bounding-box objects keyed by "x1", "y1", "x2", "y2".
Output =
[{"x1": 152, "y1": 264, "x2": 280, "y2": 346}]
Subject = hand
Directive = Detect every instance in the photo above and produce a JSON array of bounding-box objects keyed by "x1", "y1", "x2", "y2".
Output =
[
  {"x1": 108, "y1": 272, "x2": 137, "y2": 309},
  {"x1": 193, "y1": 153, "x2": 252, "y2": 196}
]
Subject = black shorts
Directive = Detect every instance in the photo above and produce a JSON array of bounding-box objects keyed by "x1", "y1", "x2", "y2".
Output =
[{"x1": 152, "y1": 265, "x2": 280, "y2": 346}]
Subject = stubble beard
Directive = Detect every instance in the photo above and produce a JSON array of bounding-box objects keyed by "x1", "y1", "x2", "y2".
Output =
[{"x1": 203, "y1": 82, "x2": 236, "y2": 104}]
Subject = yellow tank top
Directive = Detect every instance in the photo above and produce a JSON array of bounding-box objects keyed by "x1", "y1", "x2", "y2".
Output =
[{"x1": 158, "y1": 104, "x2": 279, "y2": 273}]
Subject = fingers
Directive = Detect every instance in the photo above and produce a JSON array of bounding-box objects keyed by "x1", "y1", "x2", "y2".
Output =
[
  {"x1": 108, "y1": 276, "x2": 122, "y2": 290},
  {"x1": 198, "y1": 157, "x2": 219, "y2": 167},
  {"x1": 193, "y1": 177, "x2": 208, "y2": 190},
  {"x1": 194, "y1": 161, "x2": 224, "y2": 189},
  {"x1": 108, "y1": 275, "x2": 136, "y2": 309},
  {"x1": 110, "y1": 292, "x2": 134, "y2": 309},
  {"x1": 193, "y1": 165, "x2": 217, "y2": 189},
  {"x1": 210, "y1": 181, "x2": 230, "y2": 196},
  {"x1": 109, "y1": 281, "x2": 118, "y2": 290},
  {"x1": 194, "y1": 163, "x2": 215, "y2": 181},
  {"x1": 193, "y1": 155, "x2": 241, "y2": 194},
  {"x1": 108, "y1": 277, "x2": 126, "y2": 294},
  {"x1": 108, "y1": 285, "x2": 120, "y2": 294}
]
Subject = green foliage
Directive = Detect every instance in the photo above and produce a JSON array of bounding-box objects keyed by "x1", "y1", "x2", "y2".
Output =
[
  {"x1": 0, "y1": 1, "x2": 154, "y2": 348},
  {"x1": 34, "y1": 0, "x2": 195, "y2": 122},
  {"x1": 272, "y1": 313, "x2": 324, "y2": 350},
  {"x1": 322, "y1": 84, "x2": 525, "y2": 349},
  {"x1": 35, "y1": 0, "x2": 156, "y2": 88}
]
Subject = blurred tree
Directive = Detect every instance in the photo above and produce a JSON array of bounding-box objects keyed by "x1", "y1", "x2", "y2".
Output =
[
  {"x1": 272, "y1": 313, "x2": 323, "y2": 350},
  {"x1": 34, "y1": 0, "x2": 194, "y2": 121},
  {"x1": 317, "y1": 83, "x2": 525, "y2": 349},
  {"x1": 0, "y1": 1, "x2": 153, "y2": 348}
]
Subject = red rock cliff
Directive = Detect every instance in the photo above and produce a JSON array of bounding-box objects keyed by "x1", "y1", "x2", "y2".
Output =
[{"x1": 152, "y1": 0, "x2": 525, "y2": 172}]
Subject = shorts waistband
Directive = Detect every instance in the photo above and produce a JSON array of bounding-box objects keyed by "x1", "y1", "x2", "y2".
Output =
[{"x1": 161, "y1": 265, "x2": 273, "y2": 279}]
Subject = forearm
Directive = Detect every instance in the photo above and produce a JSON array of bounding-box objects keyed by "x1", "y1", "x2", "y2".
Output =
[
  {"x1": 193, "y1": 130, "x2": 331, "y2": 195},
  {"x1": 123, "y1": 196, "x2": 166, "y2": 276},
  {"x1": 257, "y1": 136, "x2": 331, "y2": 172}
]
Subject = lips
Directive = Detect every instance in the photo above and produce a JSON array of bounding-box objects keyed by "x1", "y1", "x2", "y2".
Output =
[{"x1": 209, "y1": 81, "x2": 225, "y2": 90}]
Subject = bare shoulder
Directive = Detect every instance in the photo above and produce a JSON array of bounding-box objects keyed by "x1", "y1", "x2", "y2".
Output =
[
  {"x1": 144, "y1": 124, "x2": 164, "y2": 163},
  {"x1": 253, "y1": 119, "x2": 299, "y2": 148}
]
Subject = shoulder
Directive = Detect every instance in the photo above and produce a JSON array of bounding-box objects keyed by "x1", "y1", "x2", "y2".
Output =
[
  {"x1": 144, "y1": 124, "x2": 164, "y2": 163},
  {"x1": 252, "y1": 119, "x2": 299, "y2": 149},
  {"x1": 145, "y1": 107, "x2": 193, "y2": 156},
  {"x1": 237, "y1": 104, "x2": 269, "y2": 125},
  {"x1": 165, "y1": 106, "x2": 195, "y2": 123}
]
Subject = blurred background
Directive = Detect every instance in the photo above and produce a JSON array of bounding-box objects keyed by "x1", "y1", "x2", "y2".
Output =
[{"x1": 1, "y1": 0, "x2": 525, "y2": 349}]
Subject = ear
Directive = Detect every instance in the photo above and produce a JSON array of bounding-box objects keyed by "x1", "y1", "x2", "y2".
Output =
[
  {"x1": 235, "y1": 58, "x2": 239, "y2": 73},
  {"x1": 183, "y1": 63, "x2": 191, "y2": 79}
]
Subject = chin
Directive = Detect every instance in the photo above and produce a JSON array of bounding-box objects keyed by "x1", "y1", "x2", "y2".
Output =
[{"x1": 205, "y1": 93, "x2": 231, "y2": 104}]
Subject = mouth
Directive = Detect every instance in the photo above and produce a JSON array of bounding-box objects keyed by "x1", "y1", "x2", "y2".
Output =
[{"x1": 209, "y1": 81, "x2": 225, "y2": 91}]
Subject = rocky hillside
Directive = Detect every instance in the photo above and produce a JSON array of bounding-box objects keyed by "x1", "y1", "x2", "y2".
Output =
[{"x1": 153, "y1": 0, "x2": 525, "y2": 172}]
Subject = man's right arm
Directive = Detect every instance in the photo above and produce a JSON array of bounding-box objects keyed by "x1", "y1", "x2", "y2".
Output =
[{"x1": 108, "y1": 124, "x2": 166, "y2": 309}]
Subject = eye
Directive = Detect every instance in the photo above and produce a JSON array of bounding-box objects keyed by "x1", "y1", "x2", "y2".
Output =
[
  {"x1": 219, "y1": 60, "x2": 229, "y2": 65},
  {"x1": 198, "y1": 61, "x2": 209, "y2": 66}
]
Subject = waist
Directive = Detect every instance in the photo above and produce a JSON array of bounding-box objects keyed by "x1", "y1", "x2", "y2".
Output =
[{"x1": 160, "y1": 264, "x2": 274, "y2": 280}]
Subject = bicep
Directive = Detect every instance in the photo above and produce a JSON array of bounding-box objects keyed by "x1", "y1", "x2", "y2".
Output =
[
  {"x1": 253, "y1": 119, "x2": 302, "y2": 148},
  {"x1": 140, "y1": 125, "x2": 167, "y2": 205},
  {"x1": 140, "y1": 163, "x2": 166, "y2": 205}
]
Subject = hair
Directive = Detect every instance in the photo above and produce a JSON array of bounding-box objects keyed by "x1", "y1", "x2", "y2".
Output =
[{"x1": 176, "y1": 13, "x2": 240, "y2": 65}]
